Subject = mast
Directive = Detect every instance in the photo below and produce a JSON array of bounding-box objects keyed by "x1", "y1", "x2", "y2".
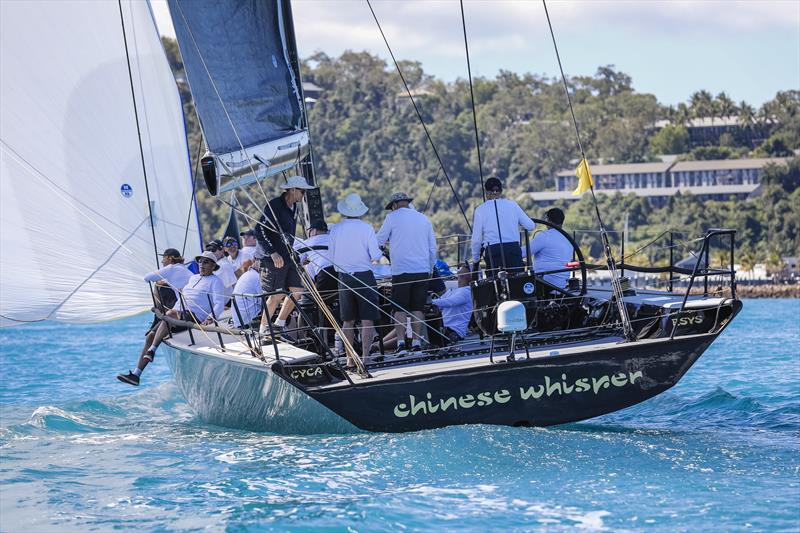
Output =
[{"x1": 279, "y1": 0, "x2": 325, "y2": 229}]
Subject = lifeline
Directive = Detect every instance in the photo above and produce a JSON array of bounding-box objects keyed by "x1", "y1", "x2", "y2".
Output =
[{"x1": 393, "y1": 370, "x2": 643, "y2": 418}]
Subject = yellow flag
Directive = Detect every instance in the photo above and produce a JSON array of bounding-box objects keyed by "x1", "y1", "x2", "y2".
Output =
[{"x1": 573, "y1": 158, "x2": 594, "y2": 196}]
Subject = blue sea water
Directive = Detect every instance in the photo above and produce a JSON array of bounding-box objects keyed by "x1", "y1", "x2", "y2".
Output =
[{"x1": 1, "y1": 299, "x2": 798, "y2": 531}]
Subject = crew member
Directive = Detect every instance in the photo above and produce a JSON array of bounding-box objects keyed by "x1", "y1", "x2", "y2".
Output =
[
  {"x1": 232, "y1": 258, "x2": 262, "y2": 328},
  {"x1": 255, "y1": 175, "x2": 315, "y2": 336},
  {"x1": 529, "y1": 207, "x2": 573, "y2": 288},
  {"x1": 143, "y1": 247, "x2": 192, "y2": 311},
  {"x1": 294, "y1": 220, "x2": 336, "y2": 297},
  {"x1": 431, "y1": 265, "x2": 473, "y2": 343},
  {"x1": 376, "y1": 192, "x2": 437, "y2": 353},
  {"x1": 239, "y1": 229, "x2": 258, "y2": 262},
  {"x1": 206, "y1": 239, "x2": 237, "y2": 301},
  {"x1": 471, "y1": 177, "x2": 535, "y2": 275},
  {"x1": 223, "y1": 236, "x2": 252, "y2": 277},
  {"x1": 329, "y1": 193, "x2": 382, "y2": 366},
  {"x1": 117, "y1": 251, "x2": 225, "y2": 386}
]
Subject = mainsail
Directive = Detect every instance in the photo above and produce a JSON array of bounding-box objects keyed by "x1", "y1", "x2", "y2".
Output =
[
  {"x1": 0, "y1": 0, "x2": 202, "y2": 325},
  {"x1": 167, "y1": 0, "x2": 310, "y2": 194}
]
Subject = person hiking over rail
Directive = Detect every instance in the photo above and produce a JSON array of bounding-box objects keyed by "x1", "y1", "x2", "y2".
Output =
[{"x1": 117, "y1": 252, "x2": 225, "y2": 386}]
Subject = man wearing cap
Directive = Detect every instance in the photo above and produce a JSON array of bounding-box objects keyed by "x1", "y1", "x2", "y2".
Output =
[
  {"x1": 222, "y1": 236, "x2": 252, "y2": 278},
  {"x1": 471, "y1": 177, "x2": 535, "y2": 275},
  {"x1": 256, "y1": 175, "x2": 316, "y2": 336},
  {"x1": 143, "y1": 248, "x2": 192, "y2": 310},
  {"x1": 527, "y1": 207, "x2": 573, "y2": 288},
  {"x1": 118, "y1": 251, "x2": 225, "y2": 386},
  {"x1": 239, "y1": 229, "x2": 258, "y2": 262},
  {"x1": 206, "y1": 239, "x2": 238, "y2": 301},
  {"x1": 294, "y1": 220, "x2": 335, "y2": 293},
  {"x1": 329, "y1": 193, "x2": 383, "y2": 364},
  {"x1": 376, "y1": 192, "x2": 437, "y2": 353},
  {"x1": 232, "y1": 257, "x2": 263, "y2": 328}
]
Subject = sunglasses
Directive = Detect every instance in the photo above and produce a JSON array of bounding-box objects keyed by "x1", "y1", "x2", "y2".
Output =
[
  {"x1": 223, "y1": 241, "x2": 238, "y2": 247},
  {"x1": 488, "y1": 188, "x2": 501, "y2": 193},
  {"x1": 198, "y1": 258, "x2": 215, "y2": 265}
]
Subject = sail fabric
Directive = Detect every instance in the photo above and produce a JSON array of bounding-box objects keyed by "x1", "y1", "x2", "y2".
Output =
[
  {"x1": 167, "y1": 0, "x2": 304, "y2": 155},
  {"x1": 0, "y1": 0, "x2": 202, "y2": 326}
]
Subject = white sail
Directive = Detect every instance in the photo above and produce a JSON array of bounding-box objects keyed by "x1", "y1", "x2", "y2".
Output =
[{"x1": 0, "y1": 0, "x2": 202, "y2": 326}]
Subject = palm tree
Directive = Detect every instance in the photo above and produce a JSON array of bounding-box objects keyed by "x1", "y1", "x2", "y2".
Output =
[
  {"x1": 739, "y1": 102, "x2": 757, "y2": 147},
  {"x1": 690, "y1": 90, "x2": 714, "y2": 121},
  {"x1": 739, "y1": 247, "x2": 758, "y2": 279},
  {"x1": 714, "y1": 92, "x2": 738, "y2": 120}
]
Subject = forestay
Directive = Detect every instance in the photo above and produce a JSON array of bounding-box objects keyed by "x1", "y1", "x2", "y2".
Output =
[
  {"x1": 0, "y1": 0, "x2": 201, "y2": 326},
  {"x1": 167, "y1": 0, "x2": 309, "y2": 193}
]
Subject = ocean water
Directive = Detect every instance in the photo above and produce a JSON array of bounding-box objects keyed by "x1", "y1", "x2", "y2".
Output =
[{"x1": 1, "y1": 299, "x2": 798, "y2": 531}]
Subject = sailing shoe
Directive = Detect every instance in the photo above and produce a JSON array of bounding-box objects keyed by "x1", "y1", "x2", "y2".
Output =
[
  {"x1": 142, "y1": 350, "x2": 155, "y2": 363},
  {"x1": 117, "y1": 371, "x2": 140, "y2": 386}
]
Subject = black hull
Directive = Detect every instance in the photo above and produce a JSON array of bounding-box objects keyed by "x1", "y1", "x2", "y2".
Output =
[{"x1": 300, "y1": 334, "x2": 717, "y2": 433}]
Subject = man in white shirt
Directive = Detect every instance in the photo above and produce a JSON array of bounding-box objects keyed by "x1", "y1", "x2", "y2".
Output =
[
  {"x1": 223, "y1": 236, "x2": 253, "y2": 277},
  {"x1": 471, "y1": 177, "x2": 535, "y2": 276},
  {"x1": 143, "y1": 248, "x2": 192, "y2": 310},
  {"x1": 294, "y1": 220, "x2": 336, "y2": 297},
  {"x1": 329, "y1": 193, "x2": 383, "y2": 365},
  {"x1": 376, "y1": 192, "x2": 437, "y2": 352},
  {"x1": 232, "y1": 259, "x2": 263, "y2": 328},
  {"x1": 206, "y1": 239, "x2": 237, "y2": 302},
  {"x1": 431, "y1": 265, "x2": 473, "y2": 342},
  {"x1": 239, "y1": 229, "x2": 258, "y2": 260},
  {"x1": 118, "y1": 252, "x2": 225, "y2": 386},
  {"x1": 529, "y1": 208, "x2": 574, "y2": 288}
]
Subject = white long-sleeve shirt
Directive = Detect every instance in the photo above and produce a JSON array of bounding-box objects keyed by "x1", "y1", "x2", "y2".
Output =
[
  {"x1": 232, "y1": 269, "x2": 262, "y2": 327},
  {"x1": 376, "y1": 207, "x2": 437, "y2": 275},
  {"x1": 293, "y1": 233, "x2": 333, "y2": 279},
  {"x1": 431, "y1": 286, "x2": 472, "y2": 338},
  {"x1": 143, "y1": 263, "x2": 192, "y2": 300},
  {"x1": 171, "y1": 273, "x2": 226, "y2": 321},
  {"x1": 329, "y1": 219, "x2": 382, "y2": 273},
  {"x1": 471, "y1": 198, "x2": 535, "y2": 261},
  {"x1": 530, "y1": 228, "x2": 574, "y2": 287}
]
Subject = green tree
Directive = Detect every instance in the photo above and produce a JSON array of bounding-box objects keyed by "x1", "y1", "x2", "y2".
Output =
[{"x1": 649, "y1": 124, "x2": 690, "y2": 154}]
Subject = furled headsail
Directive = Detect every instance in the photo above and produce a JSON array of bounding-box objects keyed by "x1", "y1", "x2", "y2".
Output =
[
  {"x1": 167, "y1": 0, "x2": 310, "y2": 195},
  {"x1": 0, "y1": 0, "x2": 202, "y2": 326}
]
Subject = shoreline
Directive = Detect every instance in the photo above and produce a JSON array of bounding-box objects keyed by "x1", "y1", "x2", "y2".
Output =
[{"x1": 735, "y1": 284, "x2": 800, "y2": 298}]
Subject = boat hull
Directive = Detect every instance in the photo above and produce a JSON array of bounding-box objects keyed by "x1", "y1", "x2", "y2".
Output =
[
  {"x1": 301, "y1": 333, "x2": 717, "y2": 433},
  {"x1": 162, "y1": 343, "x2": 359, "y2": 434}
]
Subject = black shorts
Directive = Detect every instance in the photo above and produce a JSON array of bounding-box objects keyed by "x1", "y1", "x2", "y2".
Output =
[
  {"x1": 261, "y1": 256, "x2": 303, "y2": 293},
  {"x1": 391, "y1": 273, "x2": 429, "y2": 313},
  {"x1": 338, "y1": 271, "x2": 380, "y2": 322},
  {"x1": 314, "y1": 266, "x2": 339, "y2": 301}
]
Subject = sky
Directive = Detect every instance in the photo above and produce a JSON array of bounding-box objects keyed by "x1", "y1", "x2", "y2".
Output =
[{"x1": 151, "y1": 0, "x2": 800, "y2": 108}]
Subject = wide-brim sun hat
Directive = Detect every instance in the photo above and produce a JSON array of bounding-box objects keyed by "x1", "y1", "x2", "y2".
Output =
[
  {"x1": 195, "y1": 251, "x2": 220, "y2": 271},
  {"x1": 385, "y1": 191, "x2": 414, "y2": 210},
  {"x1": 337, "y1": 192, "x2": 369, "y2": 217},
  {"x1": 280, "y1": 175, "x2": 316, "y2": 190}
]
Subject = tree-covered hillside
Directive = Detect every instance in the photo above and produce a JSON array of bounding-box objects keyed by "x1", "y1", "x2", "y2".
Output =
[{"x1": 163, "y1": 39, "x2": 800, "y2": 263}]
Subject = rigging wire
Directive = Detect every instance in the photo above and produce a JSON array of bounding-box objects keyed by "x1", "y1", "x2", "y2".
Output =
[
  {"x1": 365, "y1": 0, "x2": 472, "y2": 232},
  {"x1": 459, "y1": 0, "x2": 487, "y2": 203},
  {"x1": 541, "y1": 0, "x2": 634, "y2": 341},
  {"x1": 118, "y1": 0, "x2": 160, "y2": 268}
]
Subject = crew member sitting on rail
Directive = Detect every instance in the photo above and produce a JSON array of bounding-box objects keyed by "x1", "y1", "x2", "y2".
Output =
[
  {"x1": 377, "y1": 192, "x2": 437, "y2": 353},
  {"x1": 206, "y1": 239, "x2": 237, "y2": 301},
  {"x1": 431, "y1": 265, "x2": 473, "y2": 343},
  {"x1": 471, "y1": 177, "x2": 535, "y2": 276},
  {"x1": 529, "y1": 207, "x2": 573, "y2": 288},
  {"x1": 329, "y1": 193, "x2": 383, "y2": 366},
  {"x1": 223, "y1": 236, "x2": 252, "y2": 278},
  {"x1": 232, "y1": 258, "x2": 262, "y2": 328},
  {"x1": 144, "y1": 247, "x2": 192, "y2": 312},
  {"x1": 117, "y1": 251, "x2": 225, "y2": 386},
  {"x1": 239, "y1": 229, "x2": 259, "y2": 261}
]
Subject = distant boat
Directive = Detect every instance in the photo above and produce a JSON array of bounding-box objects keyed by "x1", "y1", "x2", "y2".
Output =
[{"x1": 1, "y1": 0, "x2": 743, "y2": 434}]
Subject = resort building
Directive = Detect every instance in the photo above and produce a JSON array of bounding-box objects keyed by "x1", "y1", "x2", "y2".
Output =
[{"x1": 522, "y1": 157, "x2": 789, "y2": 207}]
